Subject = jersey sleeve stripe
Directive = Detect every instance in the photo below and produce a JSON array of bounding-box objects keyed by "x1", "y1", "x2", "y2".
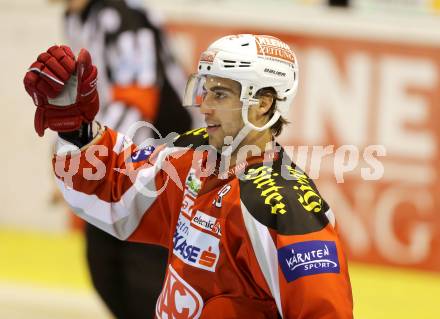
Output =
[
  {"x1": 241, "y1": 201, "x2": 283, "y2": 317},
  {"x1": 325, "y1": 208, "x2": 336, "y2": 228},
  {"x1": 112, "y1": 131, "x2": 132, "y2": 154},
  {"x1": 56, "y1": 164, "x2": 158, "y2": 239},
  {"x1": 55, "y1": 153, "x2": 161, "y2": 240}
]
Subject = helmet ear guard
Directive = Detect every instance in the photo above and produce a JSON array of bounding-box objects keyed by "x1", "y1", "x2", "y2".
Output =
[
  {"x1": 238, "y1": 85, "x2": 282, "y2": 132},
  {"x1": 242, "y1": 106, "x2": 281, "y2": 132}
]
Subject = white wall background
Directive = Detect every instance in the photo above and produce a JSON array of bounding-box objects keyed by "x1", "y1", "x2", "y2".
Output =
[{"x1": 0, "y1": 0, "x2": 68, "y2": 231}]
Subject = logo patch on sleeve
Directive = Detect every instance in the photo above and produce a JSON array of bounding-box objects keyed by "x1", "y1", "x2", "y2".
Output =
[
  {"x1": 131, "y1": 146, "x2": 155, "y2": 163},
  {"x1": 278, "y1": 240, "x2": 340, "y2": 282}
]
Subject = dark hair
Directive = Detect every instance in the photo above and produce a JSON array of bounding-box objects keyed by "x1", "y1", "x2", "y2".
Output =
[{"x1": 254, "y1": 87, "x2": 289, "y2": 137}]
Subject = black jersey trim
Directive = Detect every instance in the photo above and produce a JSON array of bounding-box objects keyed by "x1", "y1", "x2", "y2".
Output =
[
  {"x1": 173, "y1": 128, "x2": 209, "y2": 149},
  {"x1": 239, "y1": 147, "x2": 329, "y2": 235}
]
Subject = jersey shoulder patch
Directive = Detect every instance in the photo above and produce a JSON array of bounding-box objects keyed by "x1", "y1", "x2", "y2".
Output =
[
  {"x1": 173, "y1": 128, "x2": 209, "y2": 149},
  {"x1": 239, "y1": 155, "x2": 329, "y2": 235}
]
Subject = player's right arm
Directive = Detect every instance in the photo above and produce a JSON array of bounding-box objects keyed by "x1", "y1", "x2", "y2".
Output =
[
  {"x1": 23, "y1": 45, "x2": 184, "y2": 246},
  {"x1": 55, "y1": 125, "x2": 184, "y2": 246}
]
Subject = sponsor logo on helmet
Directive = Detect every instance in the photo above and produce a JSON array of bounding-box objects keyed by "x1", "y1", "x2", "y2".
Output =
[
  {"x1": 156, "y1": 264, "x2": 203, "y2": 319},
  {"x1": 200, "y1": 50, "x2": 218, "y2": 64},
  {"x1": 255, "y1": 35, "x2": 296, "y2": 64},
  {"x1": 278, "y1": 240, "x2": 340, "y2": 282},
  {"x1": 264, "y1": 67, "x2": 287, "y2": 77}
]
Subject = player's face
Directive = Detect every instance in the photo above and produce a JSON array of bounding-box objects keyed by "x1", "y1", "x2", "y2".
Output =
[{"x1": 199, "y1": 76, "x2": 244, "y2": 151}]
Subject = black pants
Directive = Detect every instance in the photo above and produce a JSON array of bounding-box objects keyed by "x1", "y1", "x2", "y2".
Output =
[{"x1": 85, "y1": 224, "x2": 168, "y2": 319}]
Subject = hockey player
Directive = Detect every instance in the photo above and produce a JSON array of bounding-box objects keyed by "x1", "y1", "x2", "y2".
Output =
[{"x1": 23, "y1": 34, "x2": 353, "y2": 318}]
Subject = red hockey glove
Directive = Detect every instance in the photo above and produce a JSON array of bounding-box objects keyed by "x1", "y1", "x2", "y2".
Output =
[{"x1": 23, "y1": 45, "x2": 99, "y2": 136}]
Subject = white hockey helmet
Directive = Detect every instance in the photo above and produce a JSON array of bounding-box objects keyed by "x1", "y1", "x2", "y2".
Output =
[{"x1": 183, "y1": 34, "x2": 299, "y2": 131}]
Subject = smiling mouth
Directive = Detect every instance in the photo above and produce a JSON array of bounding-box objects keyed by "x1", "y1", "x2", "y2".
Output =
[{"x1": 206, "y1": 124, "x2": 221, "y2": 132}]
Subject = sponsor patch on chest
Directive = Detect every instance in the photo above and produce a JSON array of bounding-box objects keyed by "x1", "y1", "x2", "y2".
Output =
[
  {"x1": 278, "y1": 240, "x2": 340, "y2": 282},
  {"x1": 185, "y1": 168, "x2": 202, "y2": 197},
  {"x1": 173, "y1": 213, "x2": 220, "y2": 272},
  {"x1": 191, "y1": 210, "x2": 222, "y2": 236}
]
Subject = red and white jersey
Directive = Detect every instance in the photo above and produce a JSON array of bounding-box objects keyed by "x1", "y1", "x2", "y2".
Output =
[{"x1": 54, "y1": 126, "x2": 353, "y2": 319}]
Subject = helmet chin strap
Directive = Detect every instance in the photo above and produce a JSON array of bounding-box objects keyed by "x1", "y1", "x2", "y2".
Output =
[
  {"x1": 220, "y1": 99, "x2": 281, "y2": 157},
  {"x1": 221, "y1": 124, "x2": 252, "y2": 158}
]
